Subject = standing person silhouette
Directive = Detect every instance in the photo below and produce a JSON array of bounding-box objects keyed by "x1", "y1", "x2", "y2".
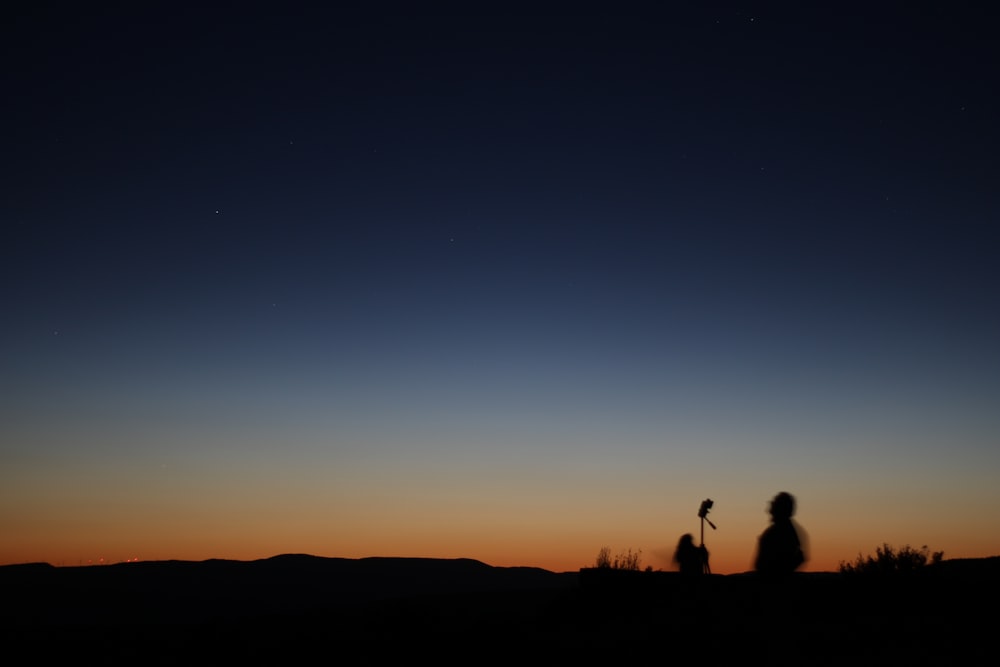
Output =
[
  {"x1": 673, "y1": 533, "x2": 709, "y2": 576},
  {"x1": 754, "y1": 491, "x2": 805, "y2": 579}
]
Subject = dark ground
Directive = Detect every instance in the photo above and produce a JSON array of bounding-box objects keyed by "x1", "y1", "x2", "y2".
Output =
[{"x1": 2, "y1": 555, "x2": 997, "y2": 664}]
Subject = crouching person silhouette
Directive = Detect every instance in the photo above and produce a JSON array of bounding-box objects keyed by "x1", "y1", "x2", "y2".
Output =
[{"x1": 674, "y1": 533, "x2": 709, "y2": 575}]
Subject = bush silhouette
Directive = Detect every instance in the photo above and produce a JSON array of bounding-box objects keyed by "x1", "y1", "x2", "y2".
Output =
[{"x1": 838, "y1": 543, "x2": 944, "y2": 575}]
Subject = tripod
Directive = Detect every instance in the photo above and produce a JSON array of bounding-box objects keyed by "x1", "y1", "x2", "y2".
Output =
[{"x1": 698, "y1": 498, "x2": 717, "y2": 574}]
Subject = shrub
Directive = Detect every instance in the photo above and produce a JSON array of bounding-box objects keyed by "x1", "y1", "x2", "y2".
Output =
[
  {"x1": 838, "y1": 543, "x2": 944, "y2": 575},
  {"x1": 594, "y1": 546, "x2": 643, "y2": 571}
]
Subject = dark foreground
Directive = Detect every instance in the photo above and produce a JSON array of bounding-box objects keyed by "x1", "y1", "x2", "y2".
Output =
[{"x1": 2, "y1": 555, "x2": 997, "y2": 664}]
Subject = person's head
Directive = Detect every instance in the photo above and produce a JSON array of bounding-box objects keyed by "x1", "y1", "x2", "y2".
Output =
[
  {"x1": 769, "y1": 491, "x2": 795, "y2": 521},
  {"x1": 677, "y1": 533, "x2": 695, "y2": 549}
]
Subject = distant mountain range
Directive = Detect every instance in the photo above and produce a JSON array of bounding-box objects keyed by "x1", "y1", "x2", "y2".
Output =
[{"x1": 1, "y1": 554, "x2": 579, "y2": 625}]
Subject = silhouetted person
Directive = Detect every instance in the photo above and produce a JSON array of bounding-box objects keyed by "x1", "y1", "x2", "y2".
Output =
[
  {"x1": 754, "y1": 491, "x2": 805, "y2": 579},
  {"x1": 674, "y1": 533, "x2": 709, "y2": 575}
]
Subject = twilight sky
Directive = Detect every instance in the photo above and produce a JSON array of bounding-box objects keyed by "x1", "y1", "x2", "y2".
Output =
[{"x1": 3, "y1": 3, "x2": 998, "y2": 574}]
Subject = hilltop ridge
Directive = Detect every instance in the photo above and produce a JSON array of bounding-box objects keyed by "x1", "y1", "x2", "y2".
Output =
[{"x1": 3, "y1": 554, "x2": 997, "y2": 662}]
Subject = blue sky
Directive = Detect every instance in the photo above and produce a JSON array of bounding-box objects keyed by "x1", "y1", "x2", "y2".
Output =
[{"x1": 3, "y1": 4, "x2": 998, "y2": 572}]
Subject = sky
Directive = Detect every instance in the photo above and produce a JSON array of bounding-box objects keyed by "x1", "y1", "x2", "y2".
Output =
[{"x1": 3, "y1": 3, "x2": 999, "y2": 574}]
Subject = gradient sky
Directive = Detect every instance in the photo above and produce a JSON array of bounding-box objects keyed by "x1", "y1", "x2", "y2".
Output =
[{"x1": 3, "y1": 4, "x2": 998, "y2": 574}]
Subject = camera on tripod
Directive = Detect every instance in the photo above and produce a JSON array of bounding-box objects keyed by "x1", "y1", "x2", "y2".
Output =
[
  {"x1": 692, "y1": 498, "x2": 716, "y2": 574},
  {"x1": 698, "y1": 498, "x2": 713, "y2": 519}
]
